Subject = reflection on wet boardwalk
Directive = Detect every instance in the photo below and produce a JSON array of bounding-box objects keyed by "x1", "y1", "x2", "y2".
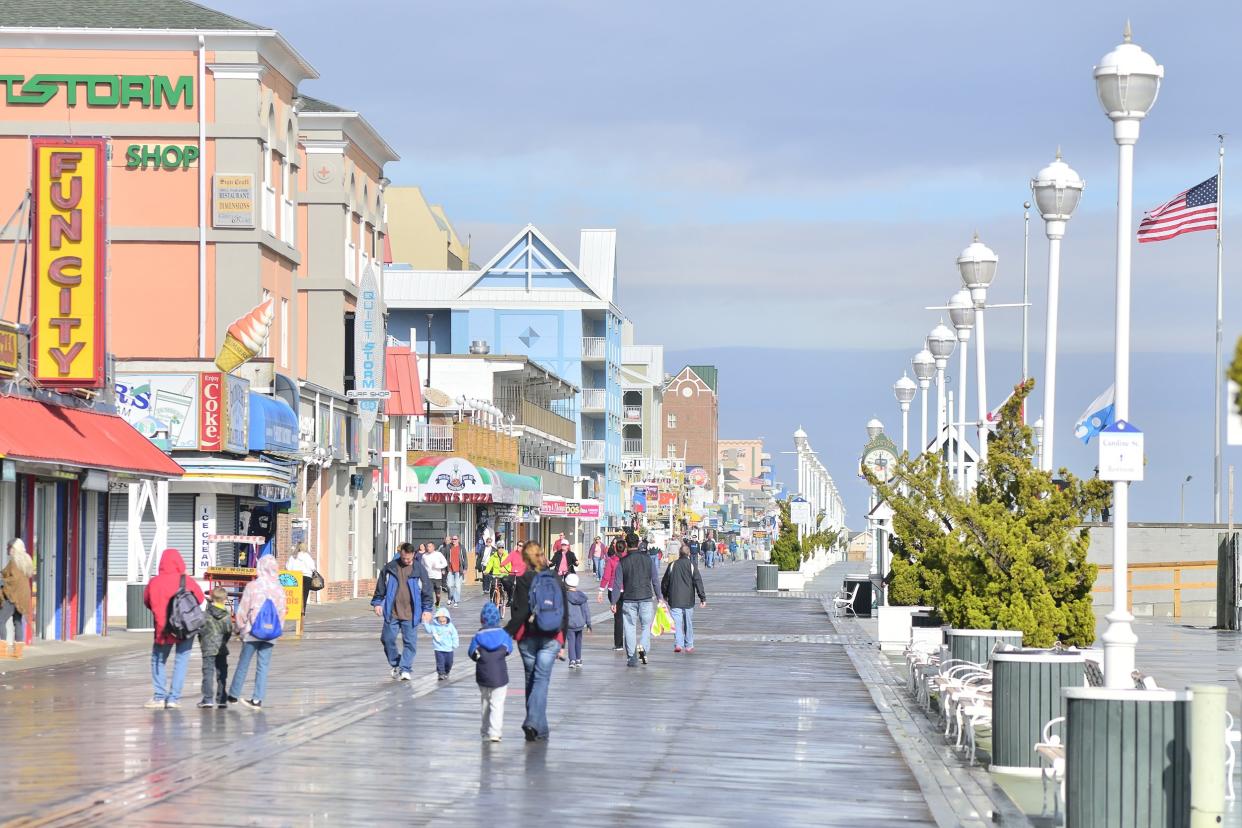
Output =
[{"x1": 0, "y1": 564, "x2": 935, "y2": 827}]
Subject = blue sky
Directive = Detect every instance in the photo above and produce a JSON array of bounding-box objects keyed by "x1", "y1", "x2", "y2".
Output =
[{"x1": 214, "y1": 0, "x2": 1242, "y2": 524}]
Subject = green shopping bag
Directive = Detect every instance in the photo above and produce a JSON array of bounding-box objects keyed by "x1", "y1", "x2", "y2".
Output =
[{"x1": 651, "y1": 604, "x2": 674, "y2": 637}]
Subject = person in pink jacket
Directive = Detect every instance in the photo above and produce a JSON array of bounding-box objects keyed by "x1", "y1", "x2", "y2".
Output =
[{"x1": 227, "y1": 555, "x2": 287, "y2": 710}]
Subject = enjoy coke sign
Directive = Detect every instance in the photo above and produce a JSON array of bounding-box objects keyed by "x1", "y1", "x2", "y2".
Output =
[{"x1": 199, "y1": 371, "x2": 222, "y2": 451}]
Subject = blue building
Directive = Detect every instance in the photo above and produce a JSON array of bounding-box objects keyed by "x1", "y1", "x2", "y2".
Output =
[{"x1": 385, "y1": 225, "x2": 625, "y2": 524}]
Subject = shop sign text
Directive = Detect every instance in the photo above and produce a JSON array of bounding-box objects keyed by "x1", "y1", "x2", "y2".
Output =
[
  {"x1": 2, "y1": 74, "x2": 193, "y2": 108},
  {"x1": 32, "y1": 138, "x2": 105, "y2": 388},
  {"x1": 199, "y1": 371, "x2": 222, "y2": 451},
  {"x1": 212, "y1": 174, "x2": 255, "y2": 228},
  {"x1": 125, "y1": 144, "x2": 199, "y2": 170},
  {"x1": 425, "y1": 492, "x2": 493, "y2": 504}
]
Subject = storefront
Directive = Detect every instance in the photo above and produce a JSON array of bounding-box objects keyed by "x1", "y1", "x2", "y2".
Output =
[
  {"x1": 540, "y1": 496, "x2": 603, "y2": 552},
  {"x1": 405, "y1": 457, "x2": 542, "y2": 554},
  {"x1": 0, "y1": 395, "x2": 183, "y2": 642}
]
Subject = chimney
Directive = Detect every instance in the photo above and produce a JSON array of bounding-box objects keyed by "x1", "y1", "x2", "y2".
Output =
[{"x1": 469, "y1": 340, "x2": 490, "y2": 355}]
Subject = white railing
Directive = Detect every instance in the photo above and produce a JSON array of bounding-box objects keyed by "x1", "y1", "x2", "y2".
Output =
[
  {"x1": 582, "y1": 337, "x2": 605, "y2": 359},
  {"x1": 580, "y1": 440, "x2": 606, "y2": 463},
  {"x1": 581, "y1": 389, "x2": 606, "y2": 411},
  {"x1": 280, "y1": 197, "x2": 295, "y2": 245},
  {"x1": 408, "y1": 424, "x2": 454, "y2": 452},
  {"x1": 623, "y1": 438, "x2": 643, "y2": 455},
  {"x1": 623, "y1": 405, "x2": 642, "y2": 421},
  {"x1": 262, "y1": 185, "x2": 277, "y2": 234}
]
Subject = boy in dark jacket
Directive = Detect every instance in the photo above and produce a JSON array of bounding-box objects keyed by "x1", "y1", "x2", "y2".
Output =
[
  {"x1": 469, "y1": 602, "x2": 513, "y2": 742},
  {"x1": 198, "y1": 586, "x2": 233, "y2": 708},
  {"x1": 564, "y1": 573, "x2": 592, "y2": 669}
]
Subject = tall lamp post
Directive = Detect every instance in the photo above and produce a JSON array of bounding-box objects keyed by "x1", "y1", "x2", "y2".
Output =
[
  {"x1": 1094, "y1": 23, "x2": 1163, "y2": 689},
  {"x1": 893, "y1": 374, "x2": 917, "y2": 453},
  {"x1": 1180, "y1": 475, "x2": 1193, "y2": 523},
  {"x1": 948, "y1": 290, "x2": 975, "y2": 493},
  {"x1": 926, "y1": 323, "x2": 957, "y2": 442},
  {"x1": 912, "y1": 349, "x2": 936, "y2": 451},
  {"x1": 1032, "y1": 150, "x2": 1085, "y2": 473},
  {"x1": 424, "y1": 312, "x2": 434, "y2": 428},
  {"x1": 957, "y1": 236, "x2": 998, "y2": 463}
]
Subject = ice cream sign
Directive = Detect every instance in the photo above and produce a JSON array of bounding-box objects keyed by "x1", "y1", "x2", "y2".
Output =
[
  {"x1": 215, "y1": 297, "x2": 275, "y2": 374},
  {"x1": 31, "y1": 137, "x2": 105, "y2": 388}
]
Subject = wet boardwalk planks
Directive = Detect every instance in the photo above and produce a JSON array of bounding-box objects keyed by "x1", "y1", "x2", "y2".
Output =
[{"x1": 0, "y1": 563, "x2": 936, "y2": 827}]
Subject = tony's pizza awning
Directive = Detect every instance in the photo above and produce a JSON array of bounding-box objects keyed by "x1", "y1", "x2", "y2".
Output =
[
  {"x1": 409, "y1": 456, "x2": 541, "y2": 507},
  {"x1": 0, "y1": 395, "x2": 183, "y2": 478}
]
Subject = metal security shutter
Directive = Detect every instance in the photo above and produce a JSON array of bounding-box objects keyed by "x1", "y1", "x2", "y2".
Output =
[{"x1": 105, "y1": 493, "x2": 195, "y2": 579}]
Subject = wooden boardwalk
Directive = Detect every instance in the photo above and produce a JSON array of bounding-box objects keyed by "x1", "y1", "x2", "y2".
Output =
[{"x1": 0, "y1": 562, "x2": 936, "y2": 827}]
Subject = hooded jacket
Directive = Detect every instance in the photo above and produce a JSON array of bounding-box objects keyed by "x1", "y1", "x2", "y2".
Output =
[
  {"x1": 142, "y1": 549, "x2": 205, "y2": 645},
  {"x1": 469, "y1": 602, "x2": 513, "y2": 688},
  {"x1": 371, "y1": 555, "x2": 433, "y2": 623},
  {"x1": 423, "y1": 609, "x2": 460, "y2": 652},
  {"x1": 236, "y1": 556, "x2": 287, "y2": 641},
  {"x1": 199, "y1": 603, "x2": 233, "y2": 657},
  {"x1": 566, "y1": 589, "x2": 592, "y2": 631}
]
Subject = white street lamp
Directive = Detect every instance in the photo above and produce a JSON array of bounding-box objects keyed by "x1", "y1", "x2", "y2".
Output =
[
  {"x1": 957, "y1": 235, "x2": 998, "y2": 462},
  {"x1": 912, "y1": 349, "x2": 936, "y2": 451},
  {"x1": 1094, "y1": 21, "x2": 1163, "y2": 689},
  {"x1": 866, "y1": 418, "x2": 885, "y2": 440},
  {"x1": 1032, "y1": 149, "x2": 1085, "y2": 473},
  {"x1": 893, "y1": 374, "x2": 917, "y2": 454},
  {"x1": 948, "y1": 290, "x2": 975, "y2": 492},
  {"x1": 926, "y1": 323, "x2": 957, "y2": 440}
]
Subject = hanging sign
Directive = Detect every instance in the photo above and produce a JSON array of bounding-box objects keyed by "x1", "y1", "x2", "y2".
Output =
[
  {"x1": 195, "y1": 494, "x2": 217, "y2": 574},
  {"x1": 1098, "y1": 420, "x2": 1144, "y2": 482},
  {"x1": 0, "y1": 322, "x2": 18, "y2": 376},
  {"x1": 791, "y1": 498, "x2": 813, "y2": 525},
  {"x1": 199, "y1": 371, "x2": 223, "y2": 451},
  {"x1": 31, "y1": 137, "x2": 106, "y2": 388},
  {"x1": 354, "y1": 264, "x2": 385, "y2": 435}
]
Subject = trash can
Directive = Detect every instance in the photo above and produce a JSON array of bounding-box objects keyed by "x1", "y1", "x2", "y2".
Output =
[
  {"x1": 946, "y1": 628, "x2": 1022, "y2": 666},
  {"x1": 755, "y1": 563, "x2": 778, "y2": 591},
  {"x1": 991, "y1": 649, "x2": 1085, "y2": 772},
  {"x1": 1064, "y1": 687, "x2": 1191, "y2": 828},
  {"x1": 126, "y1": 582, "x2": 154, "y2": 631},
  {"x1": 843, "y1": 575, "x2": 873, "y2": 618}
]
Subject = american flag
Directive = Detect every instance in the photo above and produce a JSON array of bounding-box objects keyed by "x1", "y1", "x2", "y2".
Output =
[{"x1": 1137, "y1": 175, "x2": 1219, "y2": 243}]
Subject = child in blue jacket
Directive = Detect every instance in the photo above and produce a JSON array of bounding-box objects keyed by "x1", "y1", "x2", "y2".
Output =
[
  {"x1": 424, "y1": 606, "x2": 459, "y2": 680},
  {"x1": 469, "y1": 602, "x2": 513, "y2": 742},
  {"x1": 565, "y1": 573, "x2": 592, "y2": 669}
]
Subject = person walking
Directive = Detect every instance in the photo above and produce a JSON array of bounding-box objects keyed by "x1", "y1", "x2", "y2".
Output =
[
  {"x1": 286, "y1": 546, "x2": 316, "y2": 612},
  {"x1": 443, "y1": 535, "x2": 467, "y2": 608},
  {"x1": 565, "y1": 573, "x2": 591, "y2": 668},
  {"x1": 0, "y1": 539, "x2": 33, "y2": 659},
  {"x1": 599, "y1": 538, "x2": 624, "y2": 651},
  {"x1": 198, "y1": 586, "x2": 233, "y2": 708},
  {"x1": 701, "y1": 531, "x2": 715, "y2": 569},
  {"x1": 469, "y1": 601, "x2": 513, "y2": 743},
  {"x1": 611, "y1": 533, "x2": 661, "y2": 668},
  {"x1": 551, "y1": 541, "x2": 578, "y2": 577},
  {"x1": 588, "y1": 536, "x2": 605, "y2": 580},
  {"x1": 661, "y1": 542, "x2": 707, "y2": 653},
  {"x1": 371, "y1": 542, "x2": 433, "y2": 681},
  {"x1": 423, "y1": 541, "x2": 449, "y2": 608},
  {"x1": 227, "y1": 555, "x2": 287, "y2": 710},
  {"x1": 142, "y1": 548, "x2": 205, "y2": 709},
  {"x1": 424, "y1": 605, "x2": 460, "y2": 680},
  {"x1": 504, "y1": 541, "x2": 567, "y2": 742}
]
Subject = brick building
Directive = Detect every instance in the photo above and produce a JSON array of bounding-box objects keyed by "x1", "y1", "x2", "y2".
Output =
[{"x1": 662, "y1": 365, "x2": 719, "y2": 492}]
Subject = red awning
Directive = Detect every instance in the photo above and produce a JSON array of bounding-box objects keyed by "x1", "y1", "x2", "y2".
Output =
[
  {"x1": 384, "y1": 346, "x2": 424, "y2": 416},
  {"x1": 0, "y1": 395, "x2": 184, "y2": 477}
]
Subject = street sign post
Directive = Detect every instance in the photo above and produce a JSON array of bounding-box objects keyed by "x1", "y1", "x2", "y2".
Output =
[{"x1": 1099, "y1": 420, "x2": 1144, "y2": 482}]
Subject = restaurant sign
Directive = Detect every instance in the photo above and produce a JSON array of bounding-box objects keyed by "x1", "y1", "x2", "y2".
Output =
[
  {"x1": 32, "y1": 137, "x2": 106, "y2": 388},
  {"x1": 541, "y1": 498, "x2": 602, "y2": 519},
  {"x1": 422, "y1": 457, "x2": 492, "y2": 503}
]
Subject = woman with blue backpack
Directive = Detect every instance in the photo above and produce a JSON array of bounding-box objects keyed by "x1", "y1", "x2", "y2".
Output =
[
  {"x1": 227, "y1": 555, "x2": 287, "y2": 710},
  {"x1": 503, "y1": 541, "x2": 567, "y2": 742}
]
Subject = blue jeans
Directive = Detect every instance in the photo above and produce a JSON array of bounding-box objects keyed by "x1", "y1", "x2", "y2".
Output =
[
  {"x1": 381, "y1": 617, "x2": 418, "y2": 671},
  {"x1": 446, "y1": 571, "x2": 464, "y2": 604},
  {"x1": 518, "y1": 635, "x2": 559, "y2": 737},
  {"x1": 435, "y1": 650, "x2": 455, "y2": 676},
  {"x1": 592, "y1": 557, "x2": 604, "y2": 579},
  {"x1": 622, "y1": 598, "x2": 655, "y2": 657},
  {"x1": 229, "y1": 640, "x2": 274, "y2": 703},
  {"x1": 151, "y1": 639, "x2": 194, "y2": 702},
  {"x1": 671, "y1": 607, "x2": 695, "y2": 649}
]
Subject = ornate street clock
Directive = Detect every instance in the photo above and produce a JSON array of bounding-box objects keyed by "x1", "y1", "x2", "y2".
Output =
[{"x1": 859, "y1": 432, "x2": 900, "y2": 484}]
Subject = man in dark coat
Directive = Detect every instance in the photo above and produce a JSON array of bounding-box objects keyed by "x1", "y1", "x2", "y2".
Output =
[{"x1": 661, "y1": 542, "x2": 707, "y2": 653}]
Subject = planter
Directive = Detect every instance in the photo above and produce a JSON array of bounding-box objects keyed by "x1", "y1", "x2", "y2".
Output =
[
  {"x1": 777, "y1": 570, "x2": 807, "y2": 591},
  {"x1": 990, "y1": 649, "x2": 1085, "y2": 774},
  {"x1": 946, "y1": 628, "x2": 1023, "y2": 666},
  {"x1": 878, "y1": 605, "x2": 932, "y2": 652}
]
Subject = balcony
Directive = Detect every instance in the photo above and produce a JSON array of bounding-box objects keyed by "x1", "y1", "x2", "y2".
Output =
[
  {"x1": 510, "y1": 399, "x2": 576, "y2": 444},
  {"x1": 623, "y1": 405, "x2": 642, "y2": 422},
  {"x1": 580, "y1": 440, "x2": 606, "y2": 464},
  {"x1": 522, "y1": 464, "x2": 574, "y2": 498},
  {"x1": 407, "y1": 424, "x2": 454, "y2": 453},
  {"x1": 581, "y1": 388, "x2": 606, "y2": 412},
  {"x1": 408, "y1": 421, "x2": 518, "y2": 472},
  {"x1": 582, "y1": 337, "x2": 605, "y2": 360},
  {"x1": 623, "y1": 438, "x2": 644, "y2": 456}
]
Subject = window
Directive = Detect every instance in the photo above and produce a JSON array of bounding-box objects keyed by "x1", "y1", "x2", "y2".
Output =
[
  {"x1": 667, "y1": 413, "x2": 677, "y2": 429},
  {"x1": 260, "y1": 290, "x2": 272, "y2": 357},
  {"x1": 280, "y1": 298, "x2": 289, "y2": 368},
  {"x1": 667, "y1": 444, "x2": 676, "y2": 458}
]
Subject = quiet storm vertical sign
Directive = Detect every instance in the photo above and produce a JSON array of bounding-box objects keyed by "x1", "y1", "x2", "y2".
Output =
[{"x1": 31, "y1": 137, "x2": 106, "y2": 388}]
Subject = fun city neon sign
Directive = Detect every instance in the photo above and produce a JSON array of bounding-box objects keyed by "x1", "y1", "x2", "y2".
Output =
[{"x1": 0, "y1": 74, "x2": 193, "y2": 108}]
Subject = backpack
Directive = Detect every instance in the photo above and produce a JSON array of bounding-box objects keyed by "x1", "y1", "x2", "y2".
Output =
[
  {"x1": 250, "y1": 597, "x2": 283, "y2": 641},
  {"x1": 528, "y1": 570, "x2": 564, "y2": 634},
  {"x1": 165, "y1": 574, "x2": 205, "y2": 639}
]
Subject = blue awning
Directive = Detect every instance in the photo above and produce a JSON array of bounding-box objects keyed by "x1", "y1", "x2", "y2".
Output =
[{"x1": 248, "y1": 392, "x2": 299, "y2": 454}]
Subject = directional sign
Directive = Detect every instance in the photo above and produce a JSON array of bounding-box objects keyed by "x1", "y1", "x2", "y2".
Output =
[{"x1": 1099, "y1": 420, "x2": 1143, "y2": 482}]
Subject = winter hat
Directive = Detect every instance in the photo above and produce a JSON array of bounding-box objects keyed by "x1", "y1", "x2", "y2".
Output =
[
  {"x1": 480, "y1": 601, "x2": 501, "y2": 627},
  {"x1": 565, "y1": 573, "x2": 580, "y2": 588},
  {"x1": 434, "y1": 606, "x2": 451, "y2": 620}
]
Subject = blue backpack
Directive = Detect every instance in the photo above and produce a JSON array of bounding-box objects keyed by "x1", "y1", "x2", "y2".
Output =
[
  {"x1": 250, "y1": 597, "x2": 283, "y2": 641},
  {"x1": 528, "y1": 570, "x2": 564, "y2": 634}
]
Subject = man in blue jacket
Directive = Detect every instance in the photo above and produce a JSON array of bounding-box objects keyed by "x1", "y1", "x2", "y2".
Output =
[{"x1": 372, "y1": 542, "x2": 434, "y2": 681}]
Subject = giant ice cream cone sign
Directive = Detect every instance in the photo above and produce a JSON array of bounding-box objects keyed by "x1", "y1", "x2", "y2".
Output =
[{"x1": 215, "y1": 297, "x2": 275, "y2": 374}]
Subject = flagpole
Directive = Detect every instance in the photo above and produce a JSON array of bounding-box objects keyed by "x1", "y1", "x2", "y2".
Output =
[{"x1": 1215, "y1": 135, "x2": 1225, "y2": 523}]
